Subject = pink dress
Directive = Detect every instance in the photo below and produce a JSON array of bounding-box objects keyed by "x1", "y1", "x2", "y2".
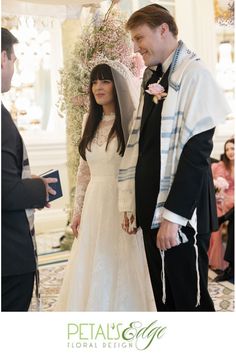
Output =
[{"x1": 208, "y1": 161, "x2": 234, "y2": 270}]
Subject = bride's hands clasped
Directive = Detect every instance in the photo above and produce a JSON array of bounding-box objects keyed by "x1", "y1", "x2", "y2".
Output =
[{"x1": 122, "y1": 212, "x2": 137, "y2": 235}]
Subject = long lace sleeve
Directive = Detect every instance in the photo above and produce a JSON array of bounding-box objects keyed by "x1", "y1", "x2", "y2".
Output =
[
  {"x1": 72, "y1": 113, "x2": 115, "y2": 218},
  {"x1": 73, "y1": 157, "x2": 91, "y2": 217},
  {"x1": 72, "y1": 113, "x2": 90, "y2": 218}
]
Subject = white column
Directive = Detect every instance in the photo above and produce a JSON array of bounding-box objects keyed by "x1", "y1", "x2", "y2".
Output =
[
  {"x1": 47, "y1": 18, "x2": 65, "y2": 132},
  {"x1": 175, "y1": 0, "x2": 217, "y2": 74}
]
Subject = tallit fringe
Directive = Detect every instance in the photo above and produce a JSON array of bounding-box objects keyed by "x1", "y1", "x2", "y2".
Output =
[
  {"x1": 160, "y1": 229, "x2": 200, "y2": 307},
  {"x1": 193, "y1": 231, "x2": 201, "y2": 306},
  {"x1": 160, "y1": 250, "x2": 166, "y2": 304}
]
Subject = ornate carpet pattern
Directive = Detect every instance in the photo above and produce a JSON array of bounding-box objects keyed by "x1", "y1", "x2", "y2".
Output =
[{"x1": 30, "y1": 262, "x2": 234, "y2": 312}]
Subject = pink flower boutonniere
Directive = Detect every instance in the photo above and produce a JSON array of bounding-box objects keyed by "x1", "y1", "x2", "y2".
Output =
[{"x1": 145, "y1": 83, "x2": 167, "y2": 104}]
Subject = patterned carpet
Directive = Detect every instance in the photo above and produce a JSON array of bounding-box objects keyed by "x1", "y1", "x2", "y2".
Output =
[{"x1": 30, "y1": 261, "x2": 234, "y2": 312}]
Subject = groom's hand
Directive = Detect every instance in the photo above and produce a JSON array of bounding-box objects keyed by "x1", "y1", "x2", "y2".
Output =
[
  {"x1": 122, "y1": 212, "x2": 137, "y2": 235},
  {"x1": 156, "y1": 219, "x2": 179, "y2": 250}
]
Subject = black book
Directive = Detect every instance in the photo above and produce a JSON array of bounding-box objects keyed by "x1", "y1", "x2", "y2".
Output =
[{"x1": 40, "y1": 169, "x2": 63, "y2": 202}]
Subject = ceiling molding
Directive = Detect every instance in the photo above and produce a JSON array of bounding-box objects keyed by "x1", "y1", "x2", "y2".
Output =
[
  {"x1": 15, "y1": 0, "x2": 103, "y2": 5},
  {"x1": 2, "y1": 0, "x2": 103, "y2": 19}
]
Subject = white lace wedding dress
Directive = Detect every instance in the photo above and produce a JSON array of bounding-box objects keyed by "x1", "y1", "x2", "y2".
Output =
[{"x1": 55, "y1": 114, "x2": 156, "y2": 311}]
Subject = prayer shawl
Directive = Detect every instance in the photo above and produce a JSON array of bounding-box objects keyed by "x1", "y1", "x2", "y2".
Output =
[
  {"x1": 119, "y1": 40, "x2": 230, "y2": 228},
  {"x1": 118, "y1": 40, "x2": 231, "y2": 306},
  {"x1": 22, "y1": 142, "x2": 40, "y2": 310}
]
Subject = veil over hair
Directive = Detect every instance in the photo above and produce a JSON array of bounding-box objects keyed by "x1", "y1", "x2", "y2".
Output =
[{"x1": 98, "y1": 59, "x2": 140, "y2": 143}]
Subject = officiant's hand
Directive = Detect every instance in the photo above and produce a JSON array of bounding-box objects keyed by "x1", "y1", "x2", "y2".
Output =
[
  {"x1": 122, "y1": 212, "x2": 137, "y2": 235},
  {"x1": 32, "y1": 175, "x2": 57, "y2": 208},
  {"x1": 42, "y1": 177, "x2": 58, "y2": 201},
  {"x1": 156, "y1": 219, "x2": 179, "y2": 250},
  {"x1": 71, "y1": 215, "x2": 81, "y2": 237}
]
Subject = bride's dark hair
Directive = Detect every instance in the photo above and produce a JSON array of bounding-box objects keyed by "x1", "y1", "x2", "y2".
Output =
[{"x1": 79, "y1": 64, "x2": 125, "y2": 160}]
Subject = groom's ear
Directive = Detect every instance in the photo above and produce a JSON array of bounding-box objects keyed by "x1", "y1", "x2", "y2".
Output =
[
  {"x1": 1, "y1": 50, "x2": 8, "y2": 69},
  {"x1": 160, "y1": 23, "x2": 169, "y2": 37}
]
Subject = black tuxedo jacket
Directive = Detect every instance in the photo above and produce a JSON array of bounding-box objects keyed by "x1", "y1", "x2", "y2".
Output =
[
  {"x1": 1, "y1": 103, "x2": 46, "y2": 277},
  {"x1": 135, "y1": 69, "x2": 218, "y2": 234}
]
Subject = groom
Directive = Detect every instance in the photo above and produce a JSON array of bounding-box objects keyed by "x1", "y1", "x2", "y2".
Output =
[{"x1": 119, "y1": 4, "x2": 230, "y2": 311}]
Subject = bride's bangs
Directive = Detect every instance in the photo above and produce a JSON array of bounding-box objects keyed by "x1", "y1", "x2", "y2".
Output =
[{"x1": 90, "y1": 64, "x2": 113, "y2": 82}]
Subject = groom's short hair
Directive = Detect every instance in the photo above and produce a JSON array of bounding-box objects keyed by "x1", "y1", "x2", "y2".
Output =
[
  {"x1": 126, "y1": 4, "x2": 178, "y2": 38},
  {"x1": 1, "y1": 28, "x2": 18, "y2": 59}
]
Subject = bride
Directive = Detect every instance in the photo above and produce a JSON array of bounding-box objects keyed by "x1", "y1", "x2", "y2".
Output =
[{"x1": 55, "y1": 60, "x2": 155, "y2": 311}]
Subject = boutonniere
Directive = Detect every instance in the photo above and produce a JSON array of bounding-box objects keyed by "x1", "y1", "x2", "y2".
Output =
[{"x1": 145, "y1": 83, "x2": 167, "y2": 104}]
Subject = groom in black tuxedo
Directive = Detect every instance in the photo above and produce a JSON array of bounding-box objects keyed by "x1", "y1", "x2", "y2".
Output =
[
  {"x1": 1, "y1": 28, "x2": 57, "y2": 311},
  {"x1": 121, "y1": 5, "x2": 228, "y2": 311}
]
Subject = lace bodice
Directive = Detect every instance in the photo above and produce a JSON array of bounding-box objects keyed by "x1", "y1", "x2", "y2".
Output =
[
  {"x1": 73, "y1": 113, "x2": 116, "y2": 218},
  {"x1": 93, "y1": 113, "x2": 115, "y2": 146}
]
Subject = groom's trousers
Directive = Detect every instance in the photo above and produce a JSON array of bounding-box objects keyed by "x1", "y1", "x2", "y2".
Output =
[{"x1": 141, "y1": 225, "x2": 215, "y2": 311}]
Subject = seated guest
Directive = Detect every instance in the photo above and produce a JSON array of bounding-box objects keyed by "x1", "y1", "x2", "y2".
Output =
[
  {"x1": 214, "y1": 207, "x2": 234, "y2": 282},
  {"x1": 208, "y1": 138, "x2": 234, "y2": 271}
]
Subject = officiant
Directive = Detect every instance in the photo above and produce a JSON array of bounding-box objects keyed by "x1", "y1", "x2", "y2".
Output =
[{"x1": 1, "y1": 27, "x2": 57, "y2": 311}]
